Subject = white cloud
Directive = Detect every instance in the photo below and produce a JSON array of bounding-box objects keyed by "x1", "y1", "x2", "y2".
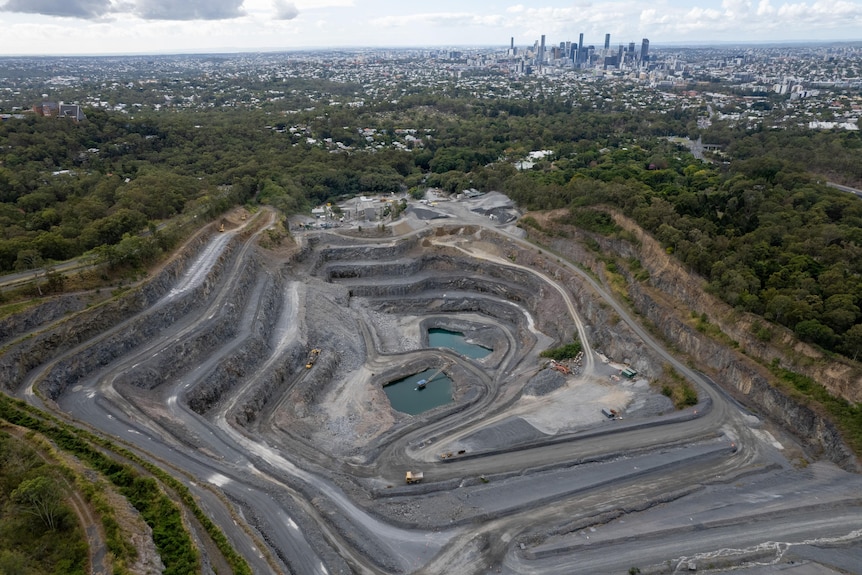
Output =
[
  {"x1": 0, "y1": 0, "x2": 112, "y2": 19},
  {"x1": 293, "y1": 0, "x2": 353, "y2": 8},
  {"x1": 1, "y1": 0, "x2": 861, "y2": 54},
  {"x1": 0, "y1": 0, "x2": 249, "y2": 21},
  {"x1": 372, "y1": 12, "x2": 506, "y2": 29},
  {"x1": 273, "y1": 0, "x2": 299, "y2": 20},
  {"x1": 133, "y1": 0, "x2": 245, "y2": 20},
  {"x1": 757, "y1": 0, "x2": 776, "y2": 16}
]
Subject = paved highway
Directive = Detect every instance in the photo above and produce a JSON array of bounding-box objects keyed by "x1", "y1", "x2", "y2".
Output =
[{"x1": 827, "y1": 181, "x2": 862, "y2": 199}]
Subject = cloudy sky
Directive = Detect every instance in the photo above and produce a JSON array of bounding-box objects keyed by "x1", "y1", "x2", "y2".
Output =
[{"x1": 1, "y1": 0, "x2": 861, "y2": 55}]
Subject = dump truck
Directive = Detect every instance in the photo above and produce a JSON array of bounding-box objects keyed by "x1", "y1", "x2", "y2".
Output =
[
  {"x1": 305, "y1": 348, "x2": 320, "y2": 369},
  {"x1": 405, "y1": 471, "x2": 424, "y2": 484}
]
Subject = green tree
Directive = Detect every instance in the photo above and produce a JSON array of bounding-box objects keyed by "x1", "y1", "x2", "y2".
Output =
[
  {"x1": 822, "y1": 294, "x2": 859, "y2": 333},
  {"x1": 0, "y1": 550, "x2": 29, "y2": 575},
  {"x1": 842, "y1": 324, "x2": 862, "y2": 361},
  {"x1": 11, "y1": 475, "x2": 68, "y2": 531},
  {"x1": 795, "y1": 319, "x2": 836, "y2": 348}
]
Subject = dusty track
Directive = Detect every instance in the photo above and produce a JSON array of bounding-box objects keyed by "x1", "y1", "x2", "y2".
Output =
[{"x1": 5, "y1": 199, "x2": 862, "y2": 574}]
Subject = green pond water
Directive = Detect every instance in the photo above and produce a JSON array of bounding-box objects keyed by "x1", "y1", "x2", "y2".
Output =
[
  {"x1": 428, "y1": 328, "x2": 492, "y2": 359},
  {"x1": 383, "y1": 368, "x2": 453, "y2": 415},
  {"x1": 383, "y1": 330, "x2": 491, "y2": 415}
]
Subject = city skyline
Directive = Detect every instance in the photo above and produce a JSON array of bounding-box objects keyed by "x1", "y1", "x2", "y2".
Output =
[{"x1": 0, "y1": 0, "x2": 861, "y2": 56}]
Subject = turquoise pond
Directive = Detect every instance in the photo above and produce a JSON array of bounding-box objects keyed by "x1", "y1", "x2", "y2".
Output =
[
  {"x1": 427, "y1": 328, "x2": 492, "y2": 359},
  {"x1": 382, "y1": 330, "x2": 492, "y2": 415},
  {"x1": 383, "y1": 368, "x2": 453, "y2": 415}
]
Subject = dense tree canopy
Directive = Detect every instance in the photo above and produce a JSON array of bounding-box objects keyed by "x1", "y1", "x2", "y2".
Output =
[{"x1": 1, "y1": 90, "x2": 860, "y2": 359}]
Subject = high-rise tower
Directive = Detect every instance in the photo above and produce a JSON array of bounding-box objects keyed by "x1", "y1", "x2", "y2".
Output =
[
  {"x1": 578, "y1": 32, "x2": 584, "y2": 63},
  {"x1": 539, "y1": 34, "x2": 546, "y2": 67},
  {"x1": 641, "y1": 38, "x2": 650, "y2": 63},
  {"x1": 604, "y1": 34, "x2": 610, "y2": 50}
]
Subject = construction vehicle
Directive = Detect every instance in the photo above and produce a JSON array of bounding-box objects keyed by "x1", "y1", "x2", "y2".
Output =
[
  {"x1": 602, "y1": 408, "x2": 619, "y2": 419},
  {"x1": 551, "y1": 361, "x2": 571, "y2": 375},
  {"x1": 305, "y1": 348, "x2": 320, "y2": 369},
  {"x1": 415, "y1": 364, "x2": 448, "y2": 391},
  {"x1": 405, "y1": 471, "x2": 424, "y2": 484},
  {"x1": 218, "y1": 222, "x2": 225, "y2": 232}
]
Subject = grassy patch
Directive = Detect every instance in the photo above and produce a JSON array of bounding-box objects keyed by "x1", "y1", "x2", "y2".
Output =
[
  {"x1": 0, "y1": 395, "x2": 255, "y2": 575},
  {"x1": 559, "y1": 208, "x2": 621, "y2": 235},
  {"x1": 540, "y1": 334, "x2": 583, "y2": 361},
  {"x1": 692, "y1": 312, "x2": 738, "y2": 348},
  {"x1": 603, "y1": 260, "x2": 632, "y2": 306},
  {"x1": 0, "y1": 299, "x2": 42, "y2": 321},
  {"x1": 541, "y1": 342, "x2": 583, "y2": 361},
  {"x1": 0, "y1": 397, "x2": 203, "y2": 575},
  {"x1": 655, "y1": 364, "x2": 698, "y2": 409},
  {"x1": 0, "y1": 429, "x2": 89, "y2": 575},
  {"x1": 627, "y1": 257, "x2": 650, "y2": 282},
  {"x1": 518, "y1": 216, "x2": 543, "y2": 231},
  {"x1": 751, "y1": 320, "x2": 773, "y2": 343}
]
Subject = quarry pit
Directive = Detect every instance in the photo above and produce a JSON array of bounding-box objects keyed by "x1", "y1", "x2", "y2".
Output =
[{"x1": 1, "y1": 193, "x2": 860, "y2": 575}]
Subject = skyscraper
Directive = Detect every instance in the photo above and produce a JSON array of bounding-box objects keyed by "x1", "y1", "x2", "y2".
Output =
[
  {"x1": 578, "y1": 32, "x2": 584, "y2": 64},
  {"x1": 604, "y1": 34, "x2": 610, "y2": 50},
  {"x1": 539, "y1": 34, "x2": 546, "y2": 67},
  {"x1": 641, "y1": 38, "x2": 650, "y2": 63}
]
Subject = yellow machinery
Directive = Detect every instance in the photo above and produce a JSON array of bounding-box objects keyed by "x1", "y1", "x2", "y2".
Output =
[
  {"x1": 405, "y1": 471, "x2": 424, "y2": 484},
  {"x1": 305, "y1": 349, "x2": 320, "y2": 369}
]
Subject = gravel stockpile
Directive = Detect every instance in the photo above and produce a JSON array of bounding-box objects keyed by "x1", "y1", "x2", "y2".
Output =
[{"x1": 523, "y1": 368, "x2": 568, "y2": 397}]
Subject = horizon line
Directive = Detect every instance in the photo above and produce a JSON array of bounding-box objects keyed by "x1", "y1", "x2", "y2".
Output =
[{"x1": 2, "y1": 38, "x2": 862, "y2": 59}]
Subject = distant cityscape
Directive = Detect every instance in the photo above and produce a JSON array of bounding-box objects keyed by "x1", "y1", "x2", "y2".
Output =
[
  {"x1": 502, "y1": 33, "x2": 651, "y2": 74},
  {"x1": 1, "y1": 39, "x2": 860, "y2": 135}
]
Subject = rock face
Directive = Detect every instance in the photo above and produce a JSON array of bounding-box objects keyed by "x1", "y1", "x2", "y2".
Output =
[
  {"x1": 610, "y1": 212, "x2": 862, "y2": 405},
  {"x1": 524, "y1": 211, "x2": 859, "y2": 471},
  {"x1": 626, "y1": 283, "x2": 858, "y2": 470}
]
